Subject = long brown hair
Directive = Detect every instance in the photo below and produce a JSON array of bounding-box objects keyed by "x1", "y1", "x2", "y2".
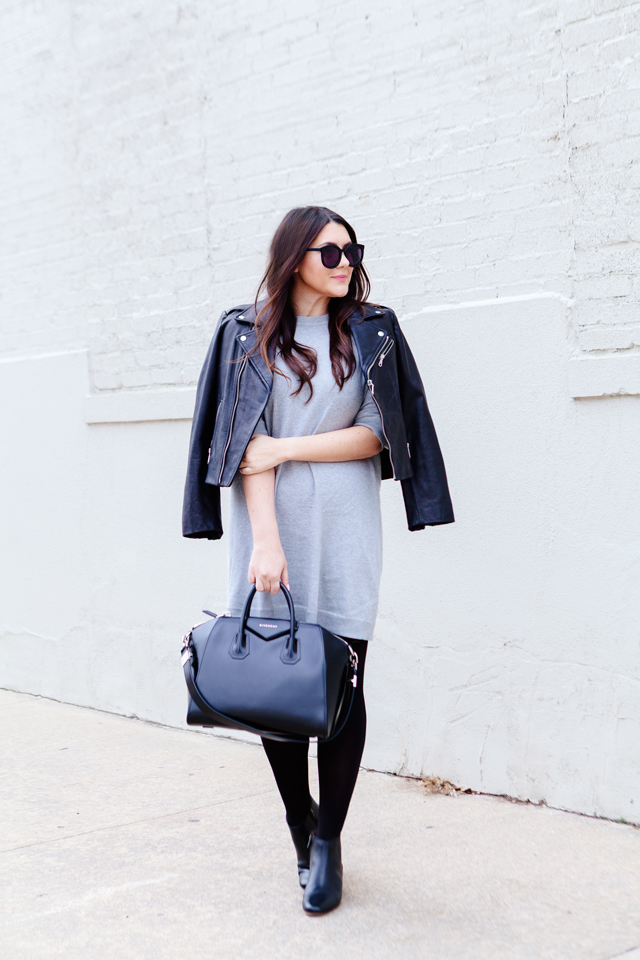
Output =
[{"x1": 253, "y1": 206, "x2": 371, "y2": 400}]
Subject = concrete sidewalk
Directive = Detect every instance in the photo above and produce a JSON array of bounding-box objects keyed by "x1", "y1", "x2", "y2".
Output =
[{"x1": 1, "y1": 689, "x2": 639, "y2": 960}]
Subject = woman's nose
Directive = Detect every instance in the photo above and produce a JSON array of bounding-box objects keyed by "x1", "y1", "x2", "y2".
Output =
[{"x1": 338, "y1": 251, "x2": 351, "y2": 268}]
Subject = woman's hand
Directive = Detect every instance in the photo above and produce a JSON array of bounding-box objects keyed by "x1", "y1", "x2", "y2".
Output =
[
  {"x1": 239, "y1": 435, "x2": 287, "y2": 476},
  {"x1": 248, "y1": 538, "x2": 289, "y2": 594}
]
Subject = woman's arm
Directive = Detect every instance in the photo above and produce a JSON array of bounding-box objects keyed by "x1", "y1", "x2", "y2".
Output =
[
  {"x1": 239, "y1": 425, "x2": 382, "y2": 476},
  {"x1": 243, "y1": 468, "x2": 289, "y2": 593}
]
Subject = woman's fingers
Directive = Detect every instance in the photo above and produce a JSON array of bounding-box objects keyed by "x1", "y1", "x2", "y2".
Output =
[
  {"x1": 255, "y1": 575, "x2": 280, "y2": 594},
  {"x1": 247, "y1": 542, "x2": 288, "y2": 596},
  {"x1": 240, "y1": 435, "x2": 283, "y2": 475},
  {"x1": 249, "y1": 568, "x2": 281, "y2": 593}
]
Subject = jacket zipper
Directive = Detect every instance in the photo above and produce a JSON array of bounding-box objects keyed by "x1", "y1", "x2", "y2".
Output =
[
  {"x1": 208, "y1": 400, "x2": 224, "y2": 464},
  {"x1": 218, "y1": 354, "x2": 247, "y2": 483},
  {"x1": 366, "y1": 337, "x2": 396, "y2": 479},
  {"x1": 377, "y1": 339, "x2": 394, "y2": 366}
]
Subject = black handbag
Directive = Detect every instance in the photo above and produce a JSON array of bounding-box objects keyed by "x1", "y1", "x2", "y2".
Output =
[{"x1": 181, "y1": 584, "x2": 358, "y2": 742}]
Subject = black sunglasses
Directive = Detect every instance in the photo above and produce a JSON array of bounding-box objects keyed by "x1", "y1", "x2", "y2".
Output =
[{"x1": 306, "y1": 242, "x2": 364, "y2": 269}]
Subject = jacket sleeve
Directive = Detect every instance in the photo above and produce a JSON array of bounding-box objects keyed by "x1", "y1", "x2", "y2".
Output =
[
  {"x1": 182, "y1": 313, "x2": 226, "y2": 539},
  {"x1": 390, "y1": 310, "x2": 455, "y2": 529}
]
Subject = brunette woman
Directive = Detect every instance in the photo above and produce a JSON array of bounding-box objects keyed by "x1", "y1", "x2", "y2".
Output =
[{"x1": 183, "y1": 206, "x2": 454, "y2": 915}]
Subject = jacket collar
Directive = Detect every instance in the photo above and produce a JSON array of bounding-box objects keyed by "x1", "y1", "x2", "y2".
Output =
[
  {"x1": 227, "y1": 303, "x2": 258, "y2": 326},
  {"x1": 231, "y1": 301, "x2": 388, "y2": 387}
]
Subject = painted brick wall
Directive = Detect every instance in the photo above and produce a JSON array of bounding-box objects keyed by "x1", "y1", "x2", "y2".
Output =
[
  {"x1": 0, "y1": 3, "x2": 85, "y2": 356},
  {"x1": 563, "y1": 1, "x2": 640, "y2": 351},
  {"x1": 1, "y1": 0, "x2": 638, "y2": 382},
  {"x1": 2, "y1": 1, "x2": 639, "y2": 822}
]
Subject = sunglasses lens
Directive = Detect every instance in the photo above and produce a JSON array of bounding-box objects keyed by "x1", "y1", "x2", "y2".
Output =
[
  {"x1": 318, "y1": 244, "x2": 364, "y2": 268},
  {"x1": 345, "y1": 243, "x2": 363, "y2": 266},
  {"x1": 321, "y1": 245, "x2": 342, "y2": 268}
]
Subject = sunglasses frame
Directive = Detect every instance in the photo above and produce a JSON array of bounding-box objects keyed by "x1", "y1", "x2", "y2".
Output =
[{"x1": 306, "y1": 242, "x2": 365, "y2": 269}]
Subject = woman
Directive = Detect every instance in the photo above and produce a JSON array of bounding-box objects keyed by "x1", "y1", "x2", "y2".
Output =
[{"x1": 183, "y1": 206, "x2": 454, "y2": 915}]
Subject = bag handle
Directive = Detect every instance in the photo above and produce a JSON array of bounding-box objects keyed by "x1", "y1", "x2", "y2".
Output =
[{"x1": 236, "y1": 582, "x2": 299, "y2": 663}]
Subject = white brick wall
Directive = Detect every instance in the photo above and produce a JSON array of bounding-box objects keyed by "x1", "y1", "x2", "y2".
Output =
[
  {"x1": 2, "y1": 1, "x2": 638, "y2": 389},
  {"x1": 2, "y1": 1, "x2": 640, "y2": 823},
  {"x1": 563, "y1": 2, "x2": 640, "y2": 350},
  {"x1": 0, "y1": 3, "x2": 85, "y2": 356}
]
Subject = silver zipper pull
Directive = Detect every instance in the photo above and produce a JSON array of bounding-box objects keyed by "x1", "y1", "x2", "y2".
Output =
[
  {"x1": 367, "y1": 378, "x2": 374, "y2": 395},
  {"x1": 378, "y1": 339, "x2": 394, "y2": 366}
]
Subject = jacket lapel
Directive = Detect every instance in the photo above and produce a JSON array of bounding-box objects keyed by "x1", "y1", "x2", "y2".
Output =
[
  {"x1": 349, "y1": 305, "x2": 391, "y2": 373},
  {"x1": 234, "y1": 305, "x2": 272, "y2": 388}
]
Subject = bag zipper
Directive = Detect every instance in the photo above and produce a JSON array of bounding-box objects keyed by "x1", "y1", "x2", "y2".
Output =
[
  {"x1": 218, "y1": 354, "x2": 248, "y2": 483},
  {"x1": 366, "y1": 337, "x2": 396, "y2": 479}
]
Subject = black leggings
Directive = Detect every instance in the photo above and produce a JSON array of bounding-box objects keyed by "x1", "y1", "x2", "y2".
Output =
[{"x1": 261, "y1": 638, "x2": 368, "y2": 841}]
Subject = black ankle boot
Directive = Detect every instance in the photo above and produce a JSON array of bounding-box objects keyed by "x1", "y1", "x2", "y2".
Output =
[
  {"x1": 302, "y1": 836, "x2": 342, "y2": 915},
  {"x1": 288, "y1": 799, "x2": 319, "y2": 888}
]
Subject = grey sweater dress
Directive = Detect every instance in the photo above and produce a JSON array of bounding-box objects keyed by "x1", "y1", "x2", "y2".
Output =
[{"x1": 226, "y1": 315, "x2": 385, "y2": 641}]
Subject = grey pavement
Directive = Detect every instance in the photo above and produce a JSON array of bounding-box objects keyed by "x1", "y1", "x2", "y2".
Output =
[{"x1": 1, "y1": 689, "x2": 639, "y2": 960}]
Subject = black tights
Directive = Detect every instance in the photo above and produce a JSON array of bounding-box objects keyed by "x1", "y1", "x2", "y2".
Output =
[{"x1": 261, "y1": 638, "x2": 368, "y2": 841}]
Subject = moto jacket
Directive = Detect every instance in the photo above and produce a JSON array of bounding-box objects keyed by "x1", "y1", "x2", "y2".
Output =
[{"x1": 182, "y1": 301, "x2": 454, "y2": 539}]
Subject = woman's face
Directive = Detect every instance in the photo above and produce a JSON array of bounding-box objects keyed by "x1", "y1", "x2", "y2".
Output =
[{"x1": 293, "y1": 221, "x2": 354, "y2": 300}]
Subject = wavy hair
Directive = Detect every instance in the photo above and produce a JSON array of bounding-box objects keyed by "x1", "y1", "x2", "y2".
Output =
[{"x1": 252, "y1": 206, "x2": 371, "y2": 400}]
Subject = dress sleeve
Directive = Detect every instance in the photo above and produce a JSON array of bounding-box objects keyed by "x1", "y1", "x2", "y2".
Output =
[
  {"x1": 251, "y1": 413, "x2": 270, "y2": 437},
  {"x1": 353, "y1": 380, "x2": 387, "y2": 449}
]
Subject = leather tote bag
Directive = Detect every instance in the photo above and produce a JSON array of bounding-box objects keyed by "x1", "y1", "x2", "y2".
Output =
[{"x1": 181, "y1": 584, "x2": 358, "y2": 742}]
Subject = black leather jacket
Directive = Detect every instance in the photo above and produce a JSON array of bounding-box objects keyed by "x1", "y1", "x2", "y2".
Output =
[{"x1": 183, "y1": 302, "x2": 454, "y2": 539}]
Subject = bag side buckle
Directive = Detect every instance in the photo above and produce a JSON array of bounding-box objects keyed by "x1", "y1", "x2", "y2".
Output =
[
  {"x1": 348, "y1": 646, "x2": 359, "y2": 688},
  {"x1": 181, "y1": 632, "x2": 193, "y2": 666}
]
